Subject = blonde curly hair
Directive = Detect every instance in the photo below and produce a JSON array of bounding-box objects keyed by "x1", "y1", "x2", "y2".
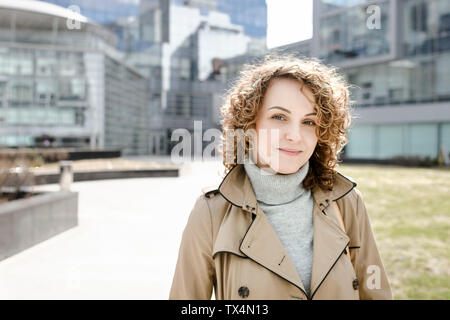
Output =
[{"x1": 219, "y1": 54, "x2": 354, "y2": 191}]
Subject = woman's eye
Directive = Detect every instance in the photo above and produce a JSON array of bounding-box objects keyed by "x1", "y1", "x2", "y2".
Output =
[
  {"x1": 304, "y1": 120, "x2": 316, "y2": 126},
  {"x1": 271, "y1": 115, "x2": 315, "y2": 125},
  {"x1": 272, "y1": 114, "x2": 285, "y2": 121}
]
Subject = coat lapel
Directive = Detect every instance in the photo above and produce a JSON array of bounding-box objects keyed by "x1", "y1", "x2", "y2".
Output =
[
  {"x1": 309, "y1": 194, "x2": 350, "y2": 298},
  {"x1": 239, "y1": 205, "x2": 307, "y2": 294},
  {"x1": 216, "y1": 164, "x2": 357, "y2": 298},
  {"x1": 218, "y1": 164, "x2": 307, "y2": 293}
]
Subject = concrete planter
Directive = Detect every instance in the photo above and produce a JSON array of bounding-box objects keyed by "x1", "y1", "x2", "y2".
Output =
[
  {"x1": 0, "y1": 191, "x2": 78, "y2": 262},
  {"x1": 33, "y1": 168, "x2": 179, "y2": 185}
]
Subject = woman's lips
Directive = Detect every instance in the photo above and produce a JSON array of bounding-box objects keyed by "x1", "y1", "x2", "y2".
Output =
[{"x1": 278, "y1": 148, "x2": 302, "y2": 156}]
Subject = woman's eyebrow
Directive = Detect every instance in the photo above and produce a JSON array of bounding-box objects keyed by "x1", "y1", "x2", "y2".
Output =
[
  {"x1": 268, "y1": 106, "x2": 317, "y2": 117},
  {"x1": 268, "y1": 106, "x2": 291, "y2": 113}
]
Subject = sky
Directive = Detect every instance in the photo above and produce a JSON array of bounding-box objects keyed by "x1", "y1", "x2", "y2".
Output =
[{"x1": 266, "y1": 0, "x2": 313, "y2": 49}]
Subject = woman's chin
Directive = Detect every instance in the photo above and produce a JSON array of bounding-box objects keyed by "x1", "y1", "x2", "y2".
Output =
[
  {"x1": 255, "y1": 155, "x2": 303, "y2": 175},
  {"x1": 275, "y1": 167, "x2": 300, "y2": 175},
  {"x1": 264, "y1": 161, "x2": 300, "y2": 175}
]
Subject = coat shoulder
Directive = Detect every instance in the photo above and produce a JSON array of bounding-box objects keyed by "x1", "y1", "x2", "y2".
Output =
[
  {"x1": 201, "y1": 184, "x2": 220, "y2": 199},
  {"x1": 200, "y1": 183, "x2": 230, "y2": 222},
  {"x1": 341, "y1": 186, "x2": 364, "y2": 202},
  {"x1": 335, "y1": 170, "x2": 357, "y2": 186},
  {"x1": 198, "y1": 184, "x2": 232, "y2": 240},
  {"x1": 337, "y1": 186, "x2": 362, "y2": 206}
]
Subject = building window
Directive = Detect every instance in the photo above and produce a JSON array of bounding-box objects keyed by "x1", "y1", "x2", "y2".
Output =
[
  {"x1": 388, "y1": 88, "x2": 404, "y2": 103},
  {"x1": 0, "y1": 81, "x2": 6, "y2": 107},
  {"x1": 411, "y1": 2, "x2": 428, "y2": 32},
  {"x1": 59, "y1": 78, "x2": 86, "y2": 101},
  {"x1": 7, "y1": 79, "x2": 33, "y2": 106},
  {"x1": 75, "y1": 109, "x2": 85, "y2": 126},
  {"x1": 36, "y1": 57, "x2": 57, "y2": 76},
  {"x1": 36, "y1": 79, "x2": 57, "y2": 106},
  {"x1": 360, "y1": 82, "x2": 373, "y2": 104},
  {"x1": 175, "y1": 94, "x2": 190, "y2": 117}
]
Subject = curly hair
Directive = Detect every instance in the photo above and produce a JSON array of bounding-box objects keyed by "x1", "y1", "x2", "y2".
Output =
[{"x1": 219, "y1": 53, "x2": 355, "y2": 191}]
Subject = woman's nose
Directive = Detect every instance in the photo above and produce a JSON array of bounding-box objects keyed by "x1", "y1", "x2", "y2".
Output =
[{"x1": 284, "y1": 125, "x2": 302, "y2": 142}]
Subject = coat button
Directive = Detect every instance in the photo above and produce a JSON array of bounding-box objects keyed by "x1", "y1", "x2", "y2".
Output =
[
  {"x1": 352, "y1": 279, "x2": 359, "y2": 290},
  {"x1": 238, "y1": 286, "x2": 249, "y2": 298}
]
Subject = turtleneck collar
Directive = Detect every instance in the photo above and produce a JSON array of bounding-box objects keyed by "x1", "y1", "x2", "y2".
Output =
[{"x1": 243, "y1": 160, "x2": 310, "y2": 206}]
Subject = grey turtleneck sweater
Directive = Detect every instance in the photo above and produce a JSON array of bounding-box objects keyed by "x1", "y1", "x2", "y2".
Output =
[{"x1": 243, "y1": 161, "x2": 314, "y2": 296}]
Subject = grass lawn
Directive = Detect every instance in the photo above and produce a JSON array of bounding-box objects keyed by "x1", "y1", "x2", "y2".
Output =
[{"x1": 338, "y1": 164, "x2": 450, "y2": 300}]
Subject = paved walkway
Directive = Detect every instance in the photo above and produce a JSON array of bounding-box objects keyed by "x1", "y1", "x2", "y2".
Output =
[{"x1": 0, "y1": 159, "x2": 225, "y2": 299}]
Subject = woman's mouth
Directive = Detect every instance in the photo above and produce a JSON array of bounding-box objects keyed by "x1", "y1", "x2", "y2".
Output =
[{"x1": 278, "y1": 148, "x2": 302, "y2": 156}]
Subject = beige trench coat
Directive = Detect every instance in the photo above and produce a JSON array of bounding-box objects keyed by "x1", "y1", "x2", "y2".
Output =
[{"x1": 169, "y1": 164, "x2": 393, "y2": 300}]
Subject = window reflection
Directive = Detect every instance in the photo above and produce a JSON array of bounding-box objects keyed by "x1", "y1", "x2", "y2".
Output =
[
  {"x1": 319, "y1": 1, "x2": 390, "y2": 63},
  {"x1": 403, "y1": 0, "x2": 450, "y2": 56},
  {"x1": 344, "y1": 52, "x2": 450, "y2": 107}
]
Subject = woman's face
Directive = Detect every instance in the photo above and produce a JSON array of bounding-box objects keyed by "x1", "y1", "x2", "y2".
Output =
[{"x1": 251, "y1": 77, "x2": 318, "y2": 175}]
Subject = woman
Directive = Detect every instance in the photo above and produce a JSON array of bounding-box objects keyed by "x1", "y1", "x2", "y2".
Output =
[{"x1": 169, "y1": 55, "x2": 393, "y2": 300}]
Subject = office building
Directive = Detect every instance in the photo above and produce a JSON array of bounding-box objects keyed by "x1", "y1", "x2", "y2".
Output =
[
  {"x1": 277, "y1": 0, "x2": 450, "y2": 161},
  {"x1": 44, "y1": 0, "x2": 268, "y2": 156},
  {"x1": 0, "y1": 0, "x2": 149, "y2": 155}
]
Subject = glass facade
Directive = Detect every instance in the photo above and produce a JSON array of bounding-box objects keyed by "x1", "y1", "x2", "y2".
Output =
[
  {"x1": 40, "y1": 0, "x2": 267, "y2": 155},
  {"x1": 171, "y1": 0, "x2": 267, "y2": 39},
  {"x1": 0, "y1": 48, "x2": 87, "y2": 128},
  {"x1": 346, "y1": 123, "x2": 449, "y2": 160},
  {"x1": 344, "y1": 52, "x2": 450, "y2": 107},
  {"x1": 320, "y1": 0, "x2": 368, "y2": 10},
  {"x1": 0, "y1": 3, "x2": 149, "y2": 154},
  {"x1": 215, "y1": 0, "x2": 267, "y2": 39},
  {"x1": 315, "y1": 0, "x2": 450, "y2": 108},
  {"x1": 308, "y1": 0, "x2": 450, "y2": 161},
  {"x1": 150, "y1": 1, "x2": 255, "y2": 154},
  {"x1": 104, "y1": 55, "x2": 149, "y2": 155},
  {"x1": 45, "y1": 0, "x2": 140, "y2": 24},
  {"x1": 318, "y1": 0, "x2": 390, "y2": 63},
  {"x1": 403, "y1": 0, "x2": 450, "y2": 57},
  {"x1": 0, "y1": 45, "x2": 148, "y2": 153}
]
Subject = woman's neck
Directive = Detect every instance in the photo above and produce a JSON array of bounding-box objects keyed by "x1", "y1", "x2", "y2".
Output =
[{"x1": 243, "y1": 160, "x2": 310, "y2": 205}]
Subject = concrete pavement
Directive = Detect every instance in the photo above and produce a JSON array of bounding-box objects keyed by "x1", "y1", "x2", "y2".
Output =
[{"x1": 0, "y1": 159, "x2": 225, "y2": 299}]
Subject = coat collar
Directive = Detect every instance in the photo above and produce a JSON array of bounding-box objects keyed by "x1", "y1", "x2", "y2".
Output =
[
  {"x1": 218, "y1": 163, "x2": 357, "y2": 213},
  {"x1": 215, "y1": 163, "x2": 358, "y2": 298}
]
